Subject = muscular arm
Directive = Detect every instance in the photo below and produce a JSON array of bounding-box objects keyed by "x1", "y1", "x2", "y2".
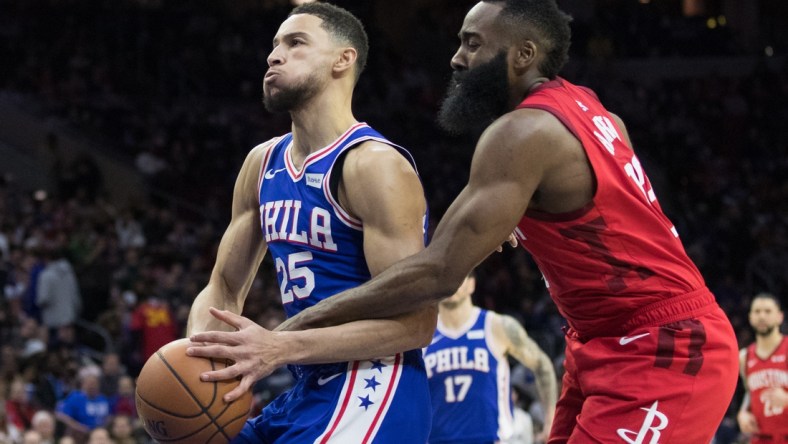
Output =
[
  {"x1": 495, "y1": 314, "x2": 557, "y2": 436},
  {"x1": 279, "y1": 109, "x2": 561, "y2": 330},
  {"x1": 186, "y1": 143, "x2": 270, "y2": 335}
]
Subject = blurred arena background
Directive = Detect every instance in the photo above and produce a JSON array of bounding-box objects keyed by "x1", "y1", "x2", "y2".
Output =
[{"x1": 0, "y1": 0, "x2": 786, "y2": 442}]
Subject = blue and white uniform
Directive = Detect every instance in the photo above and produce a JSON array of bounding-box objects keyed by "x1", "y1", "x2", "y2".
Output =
[
  {"x1": 424, "y1": 308, "x2": 513, "y2": 444},
  {"x1": 233, "y1": 123, "x2": 431, "y2": 444}
]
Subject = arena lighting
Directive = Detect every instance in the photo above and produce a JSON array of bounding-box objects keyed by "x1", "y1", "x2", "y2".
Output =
[{"x1": 291, "y1": 0, "x2": 317, "y2": 5}]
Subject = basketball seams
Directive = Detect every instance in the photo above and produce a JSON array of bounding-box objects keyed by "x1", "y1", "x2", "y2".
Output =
[
  {"x1": 156, "y1": 351, "x2": 233, "y2": 441},
  {"x1": 136, "y1": 338, "x2": 251, "y2": 443}
]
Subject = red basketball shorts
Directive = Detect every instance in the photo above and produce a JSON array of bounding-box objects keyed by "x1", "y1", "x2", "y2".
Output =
[{"x1": 548, "y1": 306, "x2": 738, "y2": 444}]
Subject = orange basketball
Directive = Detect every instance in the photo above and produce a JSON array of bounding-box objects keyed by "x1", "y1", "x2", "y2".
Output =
[{"x1": 135, "y1": 338, "x2": 252, "y2": 443}]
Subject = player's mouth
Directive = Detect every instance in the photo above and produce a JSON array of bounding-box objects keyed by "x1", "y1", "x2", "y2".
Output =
[{"x1": 264, "y1": 70, "x2": 281, "y2": 83}]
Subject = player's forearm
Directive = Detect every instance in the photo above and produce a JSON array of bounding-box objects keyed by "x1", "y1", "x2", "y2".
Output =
[
  {"x1": 187, "y1": 284, "x2": 243, "y2": 335},
  {"x1": 534, "y1": 352, "x2": 558, "y2": 423},
  {"x1": 277, "y1": 254, "x2": 456, "y2": 331},
  {"x1": 278, "y1": 312, "x2": 436, "y2": 364}
]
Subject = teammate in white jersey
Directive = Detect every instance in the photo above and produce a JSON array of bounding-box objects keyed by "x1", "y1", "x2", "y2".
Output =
[
  {"x1": 185, "y1": 3, "x2": 437, "y2": 442},
  {"x1": 425, "y1": 273, "x2": 557, "y2": 443}
]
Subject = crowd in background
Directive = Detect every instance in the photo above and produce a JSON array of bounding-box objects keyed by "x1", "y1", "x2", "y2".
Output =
[{"x1": 0, "y1": 0, "x2": 787, "y2": 442}]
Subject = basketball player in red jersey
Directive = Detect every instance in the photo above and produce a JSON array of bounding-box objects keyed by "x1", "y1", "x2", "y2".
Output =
[
  {"x1": 738, "y1": 293, "x2": 788, "y2": 444},
  {"x1": 267, "y1": 0, "x2": 740, "y2": 442}
]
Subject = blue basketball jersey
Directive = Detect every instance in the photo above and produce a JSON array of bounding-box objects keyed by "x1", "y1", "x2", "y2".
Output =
[
  {"x1": 258, "y1": 122, "x2": 425, "y2": 319},
  {"x1": 424, "y1": 309, "x2": 514, "y2": 443},
  {"x1": 235, "y1": 123, "x2": 431, "y2": 444}
]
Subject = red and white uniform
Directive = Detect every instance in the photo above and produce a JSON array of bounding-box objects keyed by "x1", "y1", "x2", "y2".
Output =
[
  {"x1": 746, "y1": 337, "x2": 788, "y2": 443},
  {"x1": 516, "y1": 78, "x2": 739, "y2": 444}
]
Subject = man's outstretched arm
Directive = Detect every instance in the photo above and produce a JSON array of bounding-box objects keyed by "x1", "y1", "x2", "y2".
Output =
[{"x1": 277, "y1": 109, "x2": 562, "y2": 332}]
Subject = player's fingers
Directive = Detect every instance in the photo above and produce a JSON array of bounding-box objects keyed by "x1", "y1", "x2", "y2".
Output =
[
  {"x1": 189, "y1": 330, "x2": 239, "y2": 345},
  {"x1": 208, "y1": 307, "x2": 249, "y2": 330},
  {"x1": 508, "y1": 233, "x2": 518, "y2": 247},
  {"x1": 186, "y1": 343, "x2": 233, "y2": 360},
  {"x1": 200, "y1": 365, "x2": 240, "y2": 383},
  {"x1": 224, "y1": 378, "x2": 253, "y2": 403}
]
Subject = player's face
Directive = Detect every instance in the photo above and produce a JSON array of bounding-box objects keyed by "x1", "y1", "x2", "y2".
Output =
[
  {"x1": 749, "y1": 298, "x2": 784, "y2": 336},
  {"x1": 263, "y1": 14, "x2": 335, "y2": 112},
  {"x1": 440, "y1": 276, "x2": 476, "y2": 309},
  {"x1": 438, "y1": 2, "x2": 511, "y2": 135}
]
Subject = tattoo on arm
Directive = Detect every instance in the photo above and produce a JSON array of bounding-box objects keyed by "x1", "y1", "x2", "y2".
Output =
[{"x1": 502, "y1": 316, "x2": 558, "y2": 415}]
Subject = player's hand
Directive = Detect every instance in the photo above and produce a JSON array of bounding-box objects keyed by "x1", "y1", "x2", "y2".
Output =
[
  {"x1": 762, "y1": 387, "x2": 788, "y2": 409},
  {"x1": 736, "y1": 410, "x2": 760, "y2": 435},
  {"x1": 188, "y1": 307, "x2": 285, "y2": 402},
  {"x1": 534, "y1": 417, "x2": 552, "y2": 443},
  {"x1": 494, "y1": 232, "x2": 519, "y2": 253}
]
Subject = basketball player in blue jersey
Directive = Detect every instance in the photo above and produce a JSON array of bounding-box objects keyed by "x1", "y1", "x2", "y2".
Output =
[
  {"x1": 425, "y1": 272, "x2": 557, "y2": 444},
  {"x1": 184, "y1": 3, "x2": 436, "y2": 443}
]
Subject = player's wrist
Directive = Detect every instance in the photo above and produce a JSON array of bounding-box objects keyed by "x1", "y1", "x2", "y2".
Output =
[{"x1": 271, "y1": 331, "x2": 308, "y2": 366}]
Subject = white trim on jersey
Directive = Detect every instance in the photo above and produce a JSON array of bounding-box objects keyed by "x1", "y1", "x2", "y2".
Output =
[
  {"x1": 285, "y1": 122, "x2": 368, "y2": 181},
  {"x1": 314, "y1": 354, "x2": 404, "y2": 444},
  {"x1": 321, "y1": 134, "x2": 418, "y2": 231}
]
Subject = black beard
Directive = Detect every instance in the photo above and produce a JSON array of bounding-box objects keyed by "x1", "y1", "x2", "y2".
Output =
[
  {"x1": 755, "y1": 325, "x2": 777, "y2": 337},
  {"x1": 437, "y1": 51, "x2": 511, "y2": 136},
  {"x1": 263, "y1": 76, "x2": 322, "y2": 113}
]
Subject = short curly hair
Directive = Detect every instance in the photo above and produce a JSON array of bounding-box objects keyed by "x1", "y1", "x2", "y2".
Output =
[{"x1": 482, "y1": 0, "x2": 572, "y2": 78}]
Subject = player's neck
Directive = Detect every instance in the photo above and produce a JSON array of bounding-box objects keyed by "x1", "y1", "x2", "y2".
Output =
[
  {"x1": 439, "y1": 301, "x2": 476, "y2": 330},
  {"x1": 289, "y1": 91, "x2": 357, "y2": 167},
  {"x1": 756, "y1": 331, "x2": 784, "y2": 356}
]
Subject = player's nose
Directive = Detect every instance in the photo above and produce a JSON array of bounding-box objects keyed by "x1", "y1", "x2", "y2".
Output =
[
  {"x1": 267, "y1": 47, "x2": 284, "y2": 67},
  {"x1": 450, "y1": 48, "x2": 467, "y2": 71}
]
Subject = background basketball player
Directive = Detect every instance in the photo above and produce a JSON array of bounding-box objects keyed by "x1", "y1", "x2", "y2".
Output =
[
  {"x1": 424, "y1": 272, "x2": 557, "y2": 443},
  {"x1": 738, "y1": 293, "x2": 788, "y2": 444}
]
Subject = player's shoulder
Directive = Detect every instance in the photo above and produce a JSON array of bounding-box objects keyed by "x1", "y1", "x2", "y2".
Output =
[
  {"x1": 489, "y1": 311, "x2": 522, "y2": 339},
  {"x1": 248, "y1": 136, "x2": 282, "y2": 162},
  {"x1": 478, "y1": 107, "x2": 574, "y2": 159},
  {"x1": 343, "y1": 139, "x2": 416, "y2": 178}
]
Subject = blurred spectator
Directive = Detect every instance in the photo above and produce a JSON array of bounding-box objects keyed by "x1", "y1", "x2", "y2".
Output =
[
  {"x1": 86, "y1": 427, "x2": 113, "y2": 444},
  {"x1": 98, "y1": 353, "x2": 124, "y2": 399},
  {"x1": 107, "y1": 414, "x2": 137, "y2": 444},
  {"x1": 30, "y1": 410, "x2": 56, "y2": 444},
  {"x1": 22, "y1": 430, "x2": 43, "y2": 444},
  {"x1": 129, "y1": 294, "x2": 178, "y2": 366},
  {"x1": 4, "y1": 376, "x2": 36, "y2": 432},
  {"x1": 36, "y1": 247, "x2": 81, "y2": 332},
  {"x1": 0, "y1": 401, "x2": 22, "y2": 444},
  {"x1": 110, "y1": 376, "x2": 136, "y2": 420},
  {"x1": 55, "y1": 367, "x2": 111, "y2": 441}
]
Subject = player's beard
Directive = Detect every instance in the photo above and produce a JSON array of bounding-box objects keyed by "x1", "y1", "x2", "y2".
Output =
[
  {"x1": 437, "y1": 51, "x2": 510, "y2": 136},
  {"x1": 754, "y1": 324, "x2": 777, "y2": 337},
  {"x1": 263, "y1": 74, "x2": 323, "y2": 113}
]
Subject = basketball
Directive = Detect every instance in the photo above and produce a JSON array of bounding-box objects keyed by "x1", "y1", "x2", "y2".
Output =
[{"x1": 135, "y1": 338, "x2": 252, "y2": 443}]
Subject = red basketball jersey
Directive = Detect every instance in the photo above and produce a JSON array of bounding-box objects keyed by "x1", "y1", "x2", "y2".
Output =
[
  {"x1": 746, "y1": 337, "x2": 788, "y2": 438},
  {"x1": 515, "y1": 78, "x2": 707, "y2": 338}
]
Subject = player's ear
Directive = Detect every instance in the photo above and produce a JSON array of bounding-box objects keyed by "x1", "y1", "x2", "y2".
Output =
[
  {"x1": 512, "y1": 40, "x2": 537, "y2": 73},
  {"x1": 333, "y1": 47, "x2": 358, "y2": 76}
]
